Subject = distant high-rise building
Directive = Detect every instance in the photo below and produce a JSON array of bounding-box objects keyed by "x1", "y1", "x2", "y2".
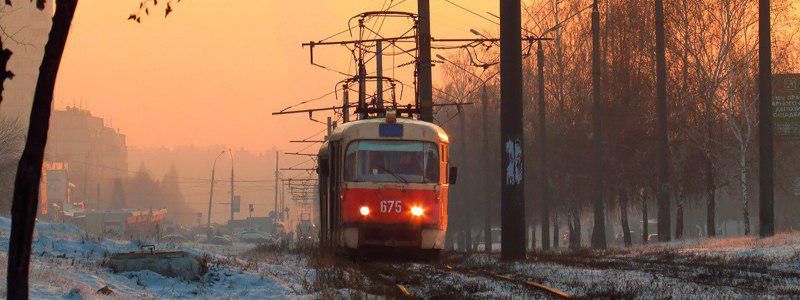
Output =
[{"x1": 46, "y1": 106, "x2": 128, "y2": 208}]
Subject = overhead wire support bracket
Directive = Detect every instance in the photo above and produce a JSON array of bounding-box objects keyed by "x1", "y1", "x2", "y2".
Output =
[{"x1": 285, "y1": 152, "x2": 318, "y2": 157}]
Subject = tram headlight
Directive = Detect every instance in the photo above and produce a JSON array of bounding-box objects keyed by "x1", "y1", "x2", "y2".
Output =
[
  {"x1": 411, "y1": 206, "x2": 424, "y2": 217},
  {"x1": 359, "y1": 206, "x2": 370, "y2": 216}
]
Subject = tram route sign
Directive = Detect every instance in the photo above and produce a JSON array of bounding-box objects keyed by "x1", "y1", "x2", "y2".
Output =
[{"x1": 773, "y1": 74, "x2": 800, "y2": 142}]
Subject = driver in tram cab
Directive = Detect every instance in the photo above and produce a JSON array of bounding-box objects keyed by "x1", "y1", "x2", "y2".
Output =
[
  {"x1": 368, "y1": 151, "x2": 386, "y2": 175},
  {"x1": 396, "y1": 152, "x2": 423, "y2": 176}
]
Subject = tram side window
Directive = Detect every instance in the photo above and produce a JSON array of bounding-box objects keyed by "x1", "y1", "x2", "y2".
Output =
[
  {"x1": 344, "y1": 144, "x2": 358, "y2": 181},
  {"x1": 345, "y1": 141, "x2": 439, "y2": 183},
  {"x1": 440, "y1": 144, "x2": 448, "y2": 183},
  {"x1": 424, "y1": 144, "x2": 438, "y2": 181}
]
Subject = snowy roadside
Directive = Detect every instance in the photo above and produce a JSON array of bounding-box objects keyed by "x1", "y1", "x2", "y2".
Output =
[
  {"x1": 454, "y1": 233, "x2": 800, "y2": 298},
  {"x1": 0, "y1": 218, "x2": 292, "y2": 299}
]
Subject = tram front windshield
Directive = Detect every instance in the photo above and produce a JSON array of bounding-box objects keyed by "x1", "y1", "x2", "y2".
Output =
[{"x1": 345, "y1": 140, "x2": 439, "y2": 183}]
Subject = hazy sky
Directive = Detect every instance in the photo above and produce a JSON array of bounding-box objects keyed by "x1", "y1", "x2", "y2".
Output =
[{"x1": 52, "y1": 0, "x2": 499, "y2": 153}]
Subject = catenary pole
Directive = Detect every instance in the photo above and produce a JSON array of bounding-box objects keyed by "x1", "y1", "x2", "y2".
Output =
[
  {"x1": 418, "y1": 0, "x2": 433, "y2": 121},
  {"x1": 655, "y1": 0, "x2": 671, "y2": 242},
  {"x1": 758, "y1": 0, "x2": 774, "y2": 237},
  {"x1": 590, "y1": 0, "x2": 607, "y2": 249},
  {"x1": 499, "y1": 0, "x2": 526, "y2": 260}
]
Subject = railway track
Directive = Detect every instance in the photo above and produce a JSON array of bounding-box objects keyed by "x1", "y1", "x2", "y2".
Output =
[
  {"x1": 360, "y1": 260, "x2": 573, "y2": 299},
  {"x1": 438, "y1": 263, "x2": 573, "y2": 299}
]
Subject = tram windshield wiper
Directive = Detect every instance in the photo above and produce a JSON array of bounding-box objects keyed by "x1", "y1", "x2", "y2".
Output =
[{"x1": 376, "y1": 165, "x2": 409, "y2": 184}]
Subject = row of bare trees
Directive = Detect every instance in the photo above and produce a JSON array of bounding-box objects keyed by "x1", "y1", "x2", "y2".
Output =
[{"x1": 439, "y1": 0, "x2": 800, "y2": 251}]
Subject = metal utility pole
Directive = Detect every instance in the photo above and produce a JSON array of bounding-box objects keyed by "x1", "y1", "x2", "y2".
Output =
[
  {"x1": 274, "y1": 151, "x2": 280, "y2": 219},
  {"x1": 358, "y1": 56, "x2": 368, "y2": 120},
  {"x1": 95, "y1": 183, "x2": 100, "y2": 210},
  {"x1": 418, "y1": 0, "x2": 433, "y2": 122},
  {"x1": 207, "y1": 150, "x2": 226, "y2": 237},
  {"x1": 654, "y1": 0, "x2": 671, "y2": 242},
  {"x1": 537, "y1": 41, "x2": 550, "y2": 251},
  {"x1": 342, "y1": 83, "x2": 350, "y2": 123},
  {"x1": 499, "y1": 0, "x2": 526, "y2": 260},
  {"x1": 758, "y1": 0, "x2": 774, "y2": 237},
  {"x1": 482, "y1": 84, "x2": 492, "y2": 253},
  {"x1": 280, "y1": 180, "x2": 285, "y2": 215},
  {"x1": 229, "y1": 149, "x2": 235, "y2": 223},
  {"x1": 590, "y1": 0, "x2": 607, "y2": 249},
  {"x1": 376, "y1": 40, "x2": 384, "y2": 112}
]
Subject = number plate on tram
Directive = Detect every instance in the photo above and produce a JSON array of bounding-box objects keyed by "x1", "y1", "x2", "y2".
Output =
[{"x1": 379, "y1": 200, "x2": 402, "y2": 213}]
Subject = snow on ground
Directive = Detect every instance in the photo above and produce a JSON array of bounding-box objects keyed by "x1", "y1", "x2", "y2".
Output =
[
  {"x1": 0, "y1": 218, "x2": 292, "y2": 299},
  {"x1": 3, "y1": 217, "x2": 800, "y2": 299},
  {"x1": 457, "y1": 232, "x2": 800, "y2": 298}
]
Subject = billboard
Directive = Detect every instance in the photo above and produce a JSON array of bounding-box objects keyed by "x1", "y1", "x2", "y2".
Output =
[{"x1": 773, "y1": 74, "x2": 800, "y2": 141}]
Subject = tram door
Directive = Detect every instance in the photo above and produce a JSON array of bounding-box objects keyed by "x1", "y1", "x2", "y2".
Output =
[{"x1": 329, "y1": 142, "x2": 342, "y2": 247}]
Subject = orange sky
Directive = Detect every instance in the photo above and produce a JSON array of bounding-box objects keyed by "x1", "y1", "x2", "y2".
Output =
[{"x1": 52, "y1": 0, "x2": 499, "y2": 153}]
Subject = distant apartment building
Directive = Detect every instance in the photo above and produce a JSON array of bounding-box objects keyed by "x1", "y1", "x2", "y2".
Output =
[{"x1": 45, "y1": 106, "x2": 128, "y2": 208}]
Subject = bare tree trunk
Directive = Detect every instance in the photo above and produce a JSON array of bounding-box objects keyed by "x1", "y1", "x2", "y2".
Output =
[
  {"x1": 706, "y1": 154, "x2": 716, "y2": 237},
  {"x1": 482, "y1": 85, "x2": 492, "y2": 252},
  {"x1": 7, "y1": 0, "x2": 78, "y2": 298},
  {"x1": 740, "y1": 145, "x2": 751, "y2": 235},
  {"x1": 654, "y1": 0, "x2": 672, "y2": 243},
  {"x1": 537, "y1": 42, "x2": 550, "y2": 251},
  {"x1": 569, "y1": 185, "x2": 581, "y2": 249},
  {"x1": 458, "y1": 111, "x2": 472, "y2": 252},
  {"x1": 619, "y1": 189, "x2": 632, "y2": 247},
  {"x1": 641, "y1": 190, "x2": 649, "y2": 244},
  {"x1": 567, "y1": 215, "x2": 575, "y2": 248},
  {"x1": 553, "y1": 212, "x2": 559, "y2": 248},
  {"x1": 675, "y1": 187, "x2": 685, "y2": 239}
]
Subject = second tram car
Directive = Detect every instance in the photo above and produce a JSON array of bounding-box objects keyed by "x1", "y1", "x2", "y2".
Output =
[{"x1": 317, "y1": 112, "x2": 456, "y2": 257}]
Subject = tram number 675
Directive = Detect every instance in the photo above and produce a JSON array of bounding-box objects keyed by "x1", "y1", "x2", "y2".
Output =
[{"x1": 380, "y1": 200, "x2": 402, "y2": 213}]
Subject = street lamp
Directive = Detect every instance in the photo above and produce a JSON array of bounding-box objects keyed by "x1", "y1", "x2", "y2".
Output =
[
  {"x1": 228, "y1": 149, "x2": 235, "y2": 223},
  {"x1": 207, "y1": 150, "x2": 226, "y2": 239}
]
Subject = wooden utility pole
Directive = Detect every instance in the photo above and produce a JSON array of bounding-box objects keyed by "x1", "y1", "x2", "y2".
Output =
[
  {"x1": 655, "y1": 0, "x2": 671, "y2": 242},
  {"x1": 418, "y1": 0, "x2": 433, "y2": 122},
  {"x1": 537, "y1": 41, "x2": 550, "y2": 251},
  {"x1": 590, "y1": 0, "x2": 607, "y2": 249},
  {"x1": 499, "y1": 0, "x2": 526, "y2": 260},
  {"x1": 758, "y1": 0, "x2": 774, "y2": 237}
]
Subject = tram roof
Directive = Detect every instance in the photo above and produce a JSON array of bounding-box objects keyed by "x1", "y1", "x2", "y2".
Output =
[{"x1": 325, "y1": 117, "x2": 449, "y2": 146}]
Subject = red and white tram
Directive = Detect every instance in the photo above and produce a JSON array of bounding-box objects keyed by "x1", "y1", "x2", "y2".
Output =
[{"x1": 317, "y1": 112, "x2": 456, "y2": 257}]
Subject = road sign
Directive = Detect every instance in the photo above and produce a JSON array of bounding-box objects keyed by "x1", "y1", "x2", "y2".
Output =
[
  {"x1": 773, "y1": 74, "x2": 800, "y2": 141},
  {"x1": 249, "y1": 204, "x2": 254, "y2": 212},
  {"x1": 232, "y1": 195, "x2": 241, "y2": 213}
]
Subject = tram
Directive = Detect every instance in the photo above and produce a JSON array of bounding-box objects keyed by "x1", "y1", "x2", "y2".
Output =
[{"x1": 317, "y1": 111, "x2": 456, "y2": 257}]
